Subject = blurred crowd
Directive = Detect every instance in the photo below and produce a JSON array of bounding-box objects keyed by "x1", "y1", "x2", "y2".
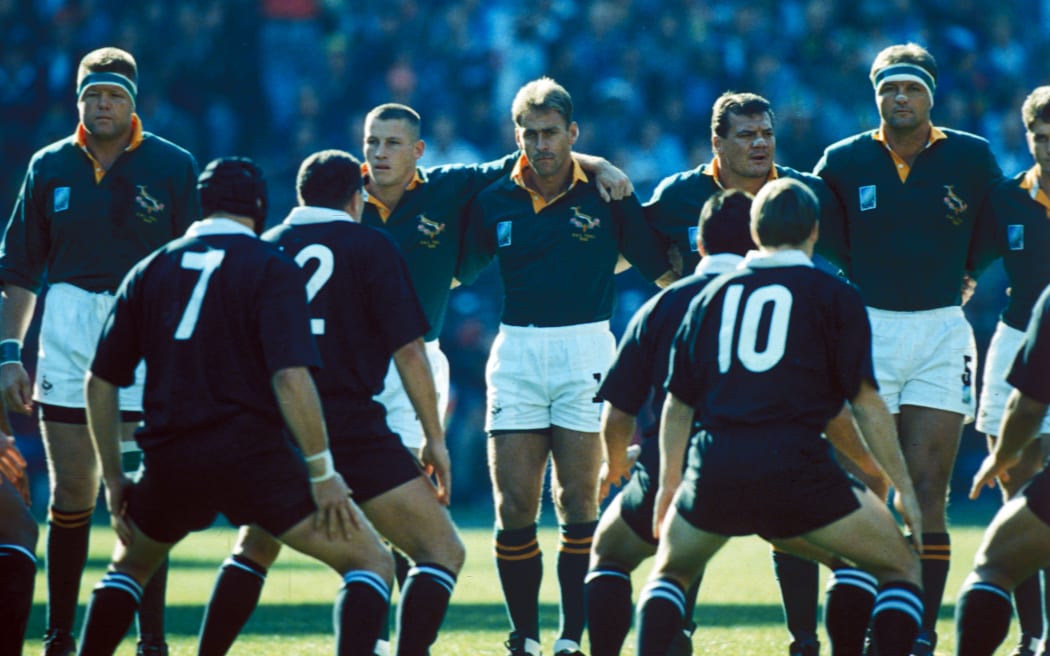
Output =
[{"x1": 4, "y1": 0, "x2": 1048, "y2": 508}]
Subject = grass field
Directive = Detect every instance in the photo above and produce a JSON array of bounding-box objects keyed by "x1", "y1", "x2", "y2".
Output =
[{"x1": 22, "y1": 509, "x2": 1028, "y2": 655}]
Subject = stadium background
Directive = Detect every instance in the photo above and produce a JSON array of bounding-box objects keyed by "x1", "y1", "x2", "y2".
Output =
[{"x1": 3, "y1": 0, "x2": 1047, "y2": 515}]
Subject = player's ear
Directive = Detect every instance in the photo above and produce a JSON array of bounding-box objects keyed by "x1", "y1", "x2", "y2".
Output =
[
  {"x1": 712, "y1": 134, "x2": 722, "y2": 154},
  {"x1": 414, "y1": 139, "x2": 425, "y2": 160},
  {"x1": 568, "y1": 121, "x2": 579, "y2": 145}
]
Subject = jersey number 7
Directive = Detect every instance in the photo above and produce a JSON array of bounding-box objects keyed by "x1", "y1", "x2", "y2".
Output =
[{"x1": 175, "y1": 249, "x2": 226, "y2": 340}]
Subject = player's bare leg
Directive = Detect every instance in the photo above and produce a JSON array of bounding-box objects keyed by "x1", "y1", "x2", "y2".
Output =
[
  {"x1": 956, "y1": 497, "x2": 1050, "y2": 656},
  {"x1": 490, "y1": 431, "x2": 550, "y2": 656},
  {"x1": 898, "y1": 404, "x2": 963, "y2": 651},
  {"x1": 549, "y1": 426, "x2": 600, "y2": 656},
  {"x1": 801, "y1": 487, "x2": 923, "y2": 656},
  {"x1": 0, "y1": 455, "x2": 37, "y2": 656},
  {"x1": 362, "y1": 475, "x2": 465, "y2": 655},
  {"x1": 636, "y1": 507, "x2": 729, "y2": 655}
]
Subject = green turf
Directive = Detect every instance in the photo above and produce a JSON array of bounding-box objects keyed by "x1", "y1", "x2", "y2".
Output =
[{"x1": 23, "y1": 510, "x2": 1027, "y2": 655}]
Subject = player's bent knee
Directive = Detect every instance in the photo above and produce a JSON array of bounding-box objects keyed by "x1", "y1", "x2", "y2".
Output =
[{"x1": 233, "y1": 527, "x2": 283, "y2": 568}]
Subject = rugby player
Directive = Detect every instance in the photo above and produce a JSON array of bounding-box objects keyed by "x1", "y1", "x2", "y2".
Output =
[
  {"x1": 456, "y1": 77, "x2": 677, "y2": 656},
  {"x1": 814, "y1": 43, "x2": 1004, "y2": 655},
  {"x1": 957, "y1": 283, "x2": 1050, "y2": 656},
  {"x1": 635, "y1": 178, "x2": 924, "y2": 656},
  {"x1": 77, "y1": 158, "x2": 393, "y2": 656}
]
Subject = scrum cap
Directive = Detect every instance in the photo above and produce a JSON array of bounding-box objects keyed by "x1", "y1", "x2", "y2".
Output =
[{"x1": 198, "y1": 157, "x2": 268, "y2": 233}]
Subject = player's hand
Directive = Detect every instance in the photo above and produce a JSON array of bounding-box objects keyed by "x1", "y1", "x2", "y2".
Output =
[
  {"x1": 969, "y1": 451, "x2": 1020, "y2": 500},
  {"x1": 599, "y1": 443, "x2": 640, "y2": 501},
  {"x1": 594, "y1": 162, "x2": 634, "y2": 202},
  {"x1": 0, "y1": 433, "x2": 30, "y2": 504},
  {"x1": 311, "y1": 473, "x2": 357, "y2": 541},
  {"x1": 103, "y1": 475, "x2": 134, "y2": 546},
  {"x1": 0, "y1": 362, "x2": 33, "y2": 417},
  {"x1": 892, "y1": 489, "x2": 923, "y2": 553},
  {"x1": 961, "y1": 274, "x2": 977, "y2": 306},
  {"x1": 419, "y1": 438, "x2": 452, "y2": 506}
]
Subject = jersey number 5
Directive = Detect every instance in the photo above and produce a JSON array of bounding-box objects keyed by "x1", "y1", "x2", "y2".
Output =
[
  {"x1": 175, "y1": 250, "x2": 226, "y2": 340},
  {"x1": 294, "y1": 244, "x2": 334, "y2": 335},
  {"x1": 717, "y1": 283, "x2": 792, "y2": 373}
]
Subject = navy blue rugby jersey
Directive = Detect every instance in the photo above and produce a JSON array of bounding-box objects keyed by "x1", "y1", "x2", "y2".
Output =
[
  {"x1": 91, "y1": 219, "x2": 319, "y2": 447},
  {"x1": 667, "y1": 250, "x2": 875, "y2": 433},
  {"x1": 264, "y1": 207, "x2": 429, "y2": 431},
  {"x1": 600, "y1": 254, "x2": 743, "y2": 438},
  {"x1": 1008, "y1": 283, "x2": 1050, "y2": 404}
]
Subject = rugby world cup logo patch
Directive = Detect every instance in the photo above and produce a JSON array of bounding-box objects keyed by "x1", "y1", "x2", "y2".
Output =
[
  {"x1": 942, "y1": 185, "x2": 968, "y2": 225},
  {"x1": 416, "y1": 214, "x2": 445, "y2": 249},
  {"x1": 134, "y1": 185, "x2": 165, "y2": 223},
  {"x1": 569, "y1": 206, "x2": 600, "y2": 242}
]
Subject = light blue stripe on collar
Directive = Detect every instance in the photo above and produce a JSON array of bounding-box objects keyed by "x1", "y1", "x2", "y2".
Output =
[
  {"x1": 740, "y1": 249, "x2": 813, "y2": 269},
  {"x1": 185, "y1": 218, "x2": 256, "y2": 238},
  {"x1": 694, "y1": 253, "x2": 743, "y2": 276}
]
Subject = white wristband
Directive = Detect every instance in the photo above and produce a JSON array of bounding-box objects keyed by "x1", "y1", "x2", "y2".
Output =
[{"x1": 305, "y1": 449, "x2": 336, "y2": 483}]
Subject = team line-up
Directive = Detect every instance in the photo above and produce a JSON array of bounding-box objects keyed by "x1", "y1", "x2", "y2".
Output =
[{"x1": 1, "y1": 41, "x2": 1050, "y2": 656}]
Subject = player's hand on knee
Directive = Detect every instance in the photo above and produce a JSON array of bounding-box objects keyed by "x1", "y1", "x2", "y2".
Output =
[
  {"x1": 103, "y1": 475, "x2": 134, "y2": 545},
  {"x1": 599, "y1": 444, "x2": 638, "y2": 501},
  {"x1": 311, "y1": 473, "x2": 356, "y2": 540},
  {"x1": 0, "y1": 433, "x2": 30, "y2": 504},
  {"x1": 892, "y1": 490, "x2": 923, "y2": 552},
  {"x1": 0, "y1": 362, "x2": 32, "y2": 416},
  {"x1": 969, "y1": 452, "x2": 1019, "y2": 500},
  {"x1": 420, "y1": 438, "x2": 452, "y2": 506}
]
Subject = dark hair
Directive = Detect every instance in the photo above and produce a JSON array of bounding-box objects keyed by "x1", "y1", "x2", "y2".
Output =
[
  {"x1": 711, "y1": 92, "x2": 774, "y2": 138},
  {"x1": 297, "y1": 149, "x2": 362, "y2": 209},
  {"x1": 1021, "y1": 86, "x2": 1050, "y2": 130},
  {"x1": 198, "y1": 157, "x2": 268, "y2": 233},
  {"x1": 77, "y1": 47, "x2": 138, "y2": 88},
  {"x1": 869, "y1": 43, "x2": 937, "y2": 86},
  {"x1": 365, "y1": 103, "x2": 422, "y2": 140},
  {"x1": 512, "y1": 77, "x2": 573, "y2": 127},
  {"x1": 699, "y1": 189, "x2": 755, "y2": 256},
  {"x1": 750, "y1": 178, "x2": 819, "y2": 248}
]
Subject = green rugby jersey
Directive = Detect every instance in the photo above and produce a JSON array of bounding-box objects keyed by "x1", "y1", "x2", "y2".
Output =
[
  {"x1": 645, "y1": 160, "x2": 846, "y2": 271},
  {"x1": 815, "y1": 126, "x2": 1002, "y2": 311},
  {"x1": 0, "y1": 117, "x2": 200, "y2": 293},
  {"x1": 361, "y1": 155, "x2": 515, "y2": 341},
  {"x1": 458, "y1": 157, "x2": 670, "y2": 327},
  {"x1": 970, "y1": 169, "x2": 1050, "y2": 330}
]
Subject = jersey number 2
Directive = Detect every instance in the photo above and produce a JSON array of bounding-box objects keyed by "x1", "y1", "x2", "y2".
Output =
[
  {"x1": 175, "y1": 250, "x2": 226, "y2": 340},
  {"x1": 294, "y1": 244, "x2": 334, "y2": 335},
  {"x1": 717, "y1": 283, "x2": 792, "y2": 373}
]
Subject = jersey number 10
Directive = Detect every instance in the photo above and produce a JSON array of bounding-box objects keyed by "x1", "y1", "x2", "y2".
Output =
[{"x1": 717, "y1": 283, "x2": 792, "y2": 373}]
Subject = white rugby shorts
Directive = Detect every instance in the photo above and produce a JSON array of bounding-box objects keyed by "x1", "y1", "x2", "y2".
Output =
[
  {"x1": 484, "y1": 321, "x2": 614, "y2": 433},
  {"x1": 977, "y1": 320, "x2": 1050, "y2": 435},
  {"x1": 36, "y1": 282, "x2": 145, "y2": 411},
  {"x1": 867, "y1": 306, "x2": 976, "y2": 420},
  {"x1": 376, "y1": 340, "x2": 450, "y2": 450}
]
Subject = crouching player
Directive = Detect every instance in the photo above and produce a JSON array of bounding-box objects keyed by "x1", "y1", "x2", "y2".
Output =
[
  {"x1": 635, "y1": 178, "x2": 924, "y2": 656},
  {"x1": 77, "y1": 158, "x2": 394, "y2": 655},
  {"x1": 957, "y1": 283, "x2": 1050, "y2": 655}
]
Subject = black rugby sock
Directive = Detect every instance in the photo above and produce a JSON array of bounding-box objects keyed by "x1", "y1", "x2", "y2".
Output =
[
  {"x1": 198, "y1": 554, "x2": 268, "y2": 656},
  {"x1": 136, "y1": 556, "x2": 168, "y2": 645},
  {"x1": 47, "y1": 506, "x2": 94, "y2": 634},
  {"x1": 1014, "y1": 571, "x2": 1044, "y2": 641},
  {"x1": 395, "y1": 562, "x2": 456, "y2": 656},
  {"x1": 78, "y1": 572, "x2": 143, "y2": 656},
  {"x1": 955, "y1": 579, "x2": 1012, "y2": 656},
  {"x1": 495, "y1": 524, "x2": 543, "y2": 641},
  {"x1": 917, "y1": 532, "x2": 950, "y2": 630},
  {"x1": 636, "y1": 577, "x2": 686, "y2": 656},
  {"x1": 557, "y1": 521, "x2": 596, "y2": 643},
  {"x1": 824, "y1": 567, "x2": 877, "y2": 656},
  {"x1": 336, "y1": 570, "x2": 390, "y2": 656},
  {"x1": 771, "y1": 549, "x2": 819, "y2": 643},
  {"x1": 870, "y1": 581, "x2": 922, "y2": 656},
  {"x1": 0, "y1": 544, "x2": 36, "y2": 655},
  {"x1": 585, "y1": 565, "x2": 633, "y2": 656}
]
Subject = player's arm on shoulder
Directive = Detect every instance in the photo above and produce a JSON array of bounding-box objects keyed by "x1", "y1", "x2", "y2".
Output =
[
  {"x1": 0, "y1": 284, "x2": 37, "y2": 416},
  {"x1": 392, "y1": 338, "x2": 451, "y2": 504},
  {"x1": 574, "y1": 152, "x2": 633, "y2": 202},
  {"x1": 272, "y1": 366, "x2": 357, "y2": 538}
]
